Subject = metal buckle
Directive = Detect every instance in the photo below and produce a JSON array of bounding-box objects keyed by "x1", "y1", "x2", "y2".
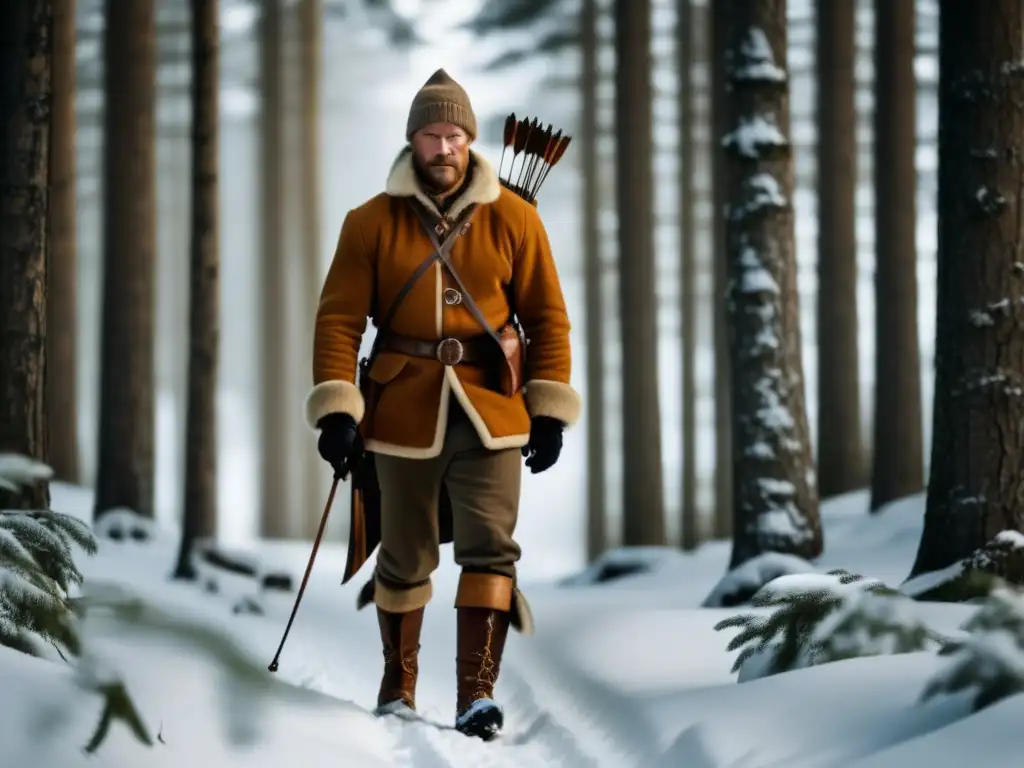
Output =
[
  {"x1": 434, "y1": 221, "x2": 446, "y2": 236},
  {"x1": 435, "y1": 337, "x2": 464, "y2": 366},
  {"x1": 443, "y1": 287, "x2": 462, "y2": 306}
]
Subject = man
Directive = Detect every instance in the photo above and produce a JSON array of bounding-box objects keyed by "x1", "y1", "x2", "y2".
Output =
[{"x1": 304, "y1": 69, "x2": 580, "y2": 740}]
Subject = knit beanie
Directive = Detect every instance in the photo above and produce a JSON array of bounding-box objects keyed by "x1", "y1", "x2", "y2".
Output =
[{"x1": 405, "y1": 68, "x2": 478, "y2": 141}]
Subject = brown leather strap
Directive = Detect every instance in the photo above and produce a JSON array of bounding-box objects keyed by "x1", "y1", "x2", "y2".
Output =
[
  {"x1": 384, "y1": 332, "x2": 492, "y2": 364},
  {"x1": 407, "y1": 200, "x2": 506, "y2": 351},
  {"x1": 368, "y1": 204, "x2": 479, "y2": 361}
]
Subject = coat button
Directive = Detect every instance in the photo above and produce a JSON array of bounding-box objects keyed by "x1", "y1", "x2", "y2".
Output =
[{"x1": 443, "y1": 288, "x2": 462, "y2": 306}]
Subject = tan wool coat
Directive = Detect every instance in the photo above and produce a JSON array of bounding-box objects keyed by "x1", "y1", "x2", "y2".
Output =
[{"x1": 304, "y1": 147, "x2": 581, "y2": 458}]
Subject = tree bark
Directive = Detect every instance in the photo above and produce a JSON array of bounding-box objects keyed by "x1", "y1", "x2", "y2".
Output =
[
  {"x1": 298, "y1": 0, "x2": 325, "y2": 540},
  {"x1": 259, "y1": 0, "x2": 290, "y2": 539},
  {"x1": 95, "y1": 0, "x2": 157, "y2": 520},
  {"x1": 614, "y1": 0, "x2": 665, "y2": 547},
  {"x1": 173, "y1": 0, "x2": 220, "y2": 581},
  {"x1": 581, "y1": 0, "x2": 606, "y2": 561},
  {"x1": 709, "y1": 1, "x2": 734, "y2": 539},
  {"x1": 815, "y1": 0, "x2": 863, "y2": 498},
  {"x1": 717, "y1": 0, "x2": 821, "y2": 569},
  {"x1": 46, "y1": 0, "x2": 77, "y2": 485},
  {"x1": 0, "y1": 0, "x2": 52, "y2": 512},
  {"x1": 910, "y1": 0, "x2": 1024, "y2": 576},
  {"x1": 678, "y1": 0, "x2": 699, "y2": 550},
  {"x1": 871, "y1": 0, "x2": 923, "y2": 513}
]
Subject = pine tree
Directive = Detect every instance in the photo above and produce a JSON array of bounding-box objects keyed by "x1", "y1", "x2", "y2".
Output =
[{"x1": 715, "y1": 0, "x2": 821, "y2": 568}]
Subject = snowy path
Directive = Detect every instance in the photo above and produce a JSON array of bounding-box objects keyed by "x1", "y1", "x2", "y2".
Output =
[{"x1": 263, "y1": 562, "x2": 643, "y2": 768}]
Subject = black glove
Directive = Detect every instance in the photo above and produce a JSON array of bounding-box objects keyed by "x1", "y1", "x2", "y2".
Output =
[
  {"x1": 521, "y1": 416, "x2": 564, "y2": 474},
  {"x1": 317, "y1": 412, "x2": 360, "y2": 478}
]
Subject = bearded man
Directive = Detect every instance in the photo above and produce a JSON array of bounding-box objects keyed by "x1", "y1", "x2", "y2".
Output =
[{"x1": 304, "y1": 69, "x2": 580, "y2": 740}]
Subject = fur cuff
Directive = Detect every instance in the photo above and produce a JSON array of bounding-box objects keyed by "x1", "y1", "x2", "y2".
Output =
[
  {"x1": 305, "y1": 380, "x2": 365, "y2": 429},
  {"x1": 372, "y1": 575, "x2": 433, "y2": 613},
  {"x1": 525, "y1": 379, "x2": 581, "y2": 427}
]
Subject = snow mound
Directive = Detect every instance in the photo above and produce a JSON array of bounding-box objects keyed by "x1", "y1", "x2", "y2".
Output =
[
  {"x1": 702, "y1": 551, "x2": 819, "y2": 607},
  {"x1": 0, "y1": 453, "x2": 53, "y2": 492},
  {"x1": 558, "y1": 546, "x2": 687, "y2": 586},
  {"x1": 93, "y1": 509, "x2": 157, "y2": 543},
  {"x1": 922, "y1": 585, "x2": 1024, "y2": 712},
  {"x1": 904, "y1": 530, "x2": 1024, "y2": 602}
]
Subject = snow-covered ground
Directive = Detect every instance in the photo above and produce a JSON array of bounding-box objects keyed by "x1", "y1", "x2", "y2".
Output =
[{"x1": 2, "y1": 483, "x2": 1020, "y2": 768}]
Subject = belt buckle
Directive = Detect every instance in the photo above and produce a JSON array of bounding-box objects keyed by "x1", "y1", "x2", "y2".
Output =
[{"x1": 436, "y1": 337, "x2": 464, "y2": 366}]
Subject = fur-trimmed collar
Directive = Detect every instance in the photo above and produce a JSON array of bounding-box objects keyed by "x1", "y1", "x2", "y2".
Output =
[{"x1": 385, "y1": 147, "x2": 501, "y2": 220}]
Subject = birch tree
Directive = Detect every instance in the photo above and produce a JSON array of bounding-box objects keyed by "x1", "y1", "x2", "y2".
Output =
[
  {"x1": 716, "y1": 0, "x2": 821, "y2": 569},
  {"x1": 910, "y1": 0, "x2": 1024, "y2": 576}
]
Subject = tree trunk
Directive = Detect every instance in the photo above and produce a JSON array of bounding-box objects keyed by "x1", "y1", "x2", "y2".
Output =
[
  {"x1": 909, "y1": 0, "x2": 1024, "y2": 576},
  {"x1": 46, "y1": 0, "x2": 77, "y2": 485},
  {"x1": 95, "y1": 0, "x2": 157, "y2": 520},
  {"x1": 709, "y1": 1, "x2": 734, "y2": 539},
  {"x1": 871, "y1": 0, "x2": 923, "y2": 513},
  {"x1": 678, "y1": 0, "x2": 699, "y2": 550},
  {"x1": 173, "y1": 0, "x2": 220, "y2": 581},
  {"x1": 815, "y1": 0, "x2": 862, "y2": 498},
  {"x1": 0, "y1": 0, "x2": 52, "y2": 512},
  {"x1": 614, "y1": 0, "x2": 665, "y2": 547},
  {"x1": 717, "y1": 0, "x2": 821, "y2": 569},
  {"x1": 259, "y1": 1, "x2": 290, "y2": 539},
  {"x1": 581, "y1": 0, "x2": 606, "y2": 562},
  {"x1": 298, "y1": 0, "x2": 325, "y2": 540}
]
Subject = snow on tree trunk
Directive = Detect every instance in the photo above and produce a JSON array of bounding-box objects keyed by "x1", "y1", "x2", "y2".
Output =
[
  {"x1": 45, "y1": 0, "x2": 78, "y2": 485},
  {"x1": 911, "y1": 0, "x2": 1024, "y2": 576},
  {"x1": 614, "y1": 0, "x2": 666, "y2": 546},
  {"x1": 871, "y1": 0, "x2": 924, "y2": 513},
  {"x1": 94, "y1": 0, "x2": 157, "y2": 521},
  {"x1": 0, "y1": 0, "x2": 53, "y2": 512},
  {"x1": 716, "y1": 0, "x2": 821, "y2": 569},
  {"x1": 174, "y1": 0, "x2": 220, "y2": 581},
  {"x1": 815, "y1": 0, "x2": 864, "y2": 498}
]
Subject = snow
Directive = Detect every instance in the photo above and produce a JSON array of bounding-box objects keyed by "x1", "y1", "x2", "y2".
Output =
[
  {"x1": 731, "y1": 27, "x2": 787, "y2": 83},
  {"x1": 3, "y1": 483, "x2": 1024, "y2": 766},
  {"x1": 722, "y1": 114, "x2": 788, "y2": 159}
]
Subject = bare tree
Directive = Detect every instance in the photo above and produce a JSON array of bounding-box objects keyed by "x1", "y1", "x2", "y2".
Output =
[
  {"x1": 871, "y1": 0, "x2": 923, "y2": 513},
  {"x1": 709, "y1": 2, "x2": 734, "y2": 539},
  {"x1": 258, "y1": 0, "x2": 290, "y2": 539},
  {"x1": 94, "y1": 0, "x2": 157, "y2": 520},
  {"x1": 297, "y1": 0, "x2": 326, "y2": 539},
  {"x1": 581, "y1": 0, "x2": 606, "y2": 561},
  {"x1": 0, "y1": 0, "x2": 53, "y2": 511},
  {"x1": 678, "y1": 0, "x2": 699, "y2": 550},
  {"x1": 910, "y1": 0, "x2": 1024, "y2": 576},
  {"x1": 815, "y1": 0, "x2": 862, "y2": 498},
  {"x1": 173, "y1": 0, "x2": 220, "y2": 580},
  {"x1": 614, "y1": 0, "x2": 665, "y2": 546},
  {"x1": 46, "y1": 0, "x2": 78, "y2": 484},
  {"x1": 716, "y1": 0, "x2": 821, "y2": 569}
]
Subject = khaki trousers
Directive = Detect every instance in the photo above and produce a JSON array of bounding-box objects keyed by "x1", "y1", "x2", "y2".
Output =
[{"x1": 372, "y1": 399, "x2": 523, "y2": 613}]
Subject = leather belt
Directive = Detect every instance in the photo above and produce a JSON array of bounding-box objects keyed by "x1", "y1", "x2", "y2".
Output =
[{"x1": 383, "y1": 332, "x2": 492, "y2": 366}]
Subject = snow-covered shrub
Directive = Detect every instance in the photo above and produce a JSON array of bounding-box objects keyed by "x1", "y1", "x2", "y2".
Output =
[
  {"x1": 904, "y1": 531, "x2": 1024, "y2": 603},
  {"x1": 702, "y1": 552, "x2": 820, "y2": 607},
  {"x1": 715, "y1": 570, "x2": 937, "y2": 680},
  {"x1": 0, "y1": 454, "x2": 97, "y2": 657},
  {"x1": 920, "y1": 585, "x2": 1024, "y2": 711}
]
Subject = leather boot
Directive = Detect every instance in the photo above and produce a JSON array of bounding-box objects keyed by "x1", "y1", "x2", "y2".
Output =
[
  {"x1": 453, "y1": 572, "x2": 513, "y2": 740},
  {"x1": 375, "y1": 605, "x2": 424, "y2": 715}
]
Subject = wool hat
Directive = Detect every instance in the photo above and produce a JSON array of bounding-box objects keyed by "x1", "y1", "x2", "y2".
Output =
[{"x1": 405, "y1": 68, "x2": 478, "y2": 141}]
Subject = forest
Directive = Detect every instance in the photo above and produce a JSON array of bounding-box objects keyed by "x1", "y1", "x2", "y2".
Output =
[{"x1": 3, "y1": 0, "x2": 1024, "y2": 765}]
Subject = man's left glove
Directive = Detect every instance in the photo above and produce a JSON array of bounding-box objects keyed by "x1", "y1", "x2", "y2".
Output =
[{"x1": 521, "y1": 416, "x2": 564, "y2": 474}]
